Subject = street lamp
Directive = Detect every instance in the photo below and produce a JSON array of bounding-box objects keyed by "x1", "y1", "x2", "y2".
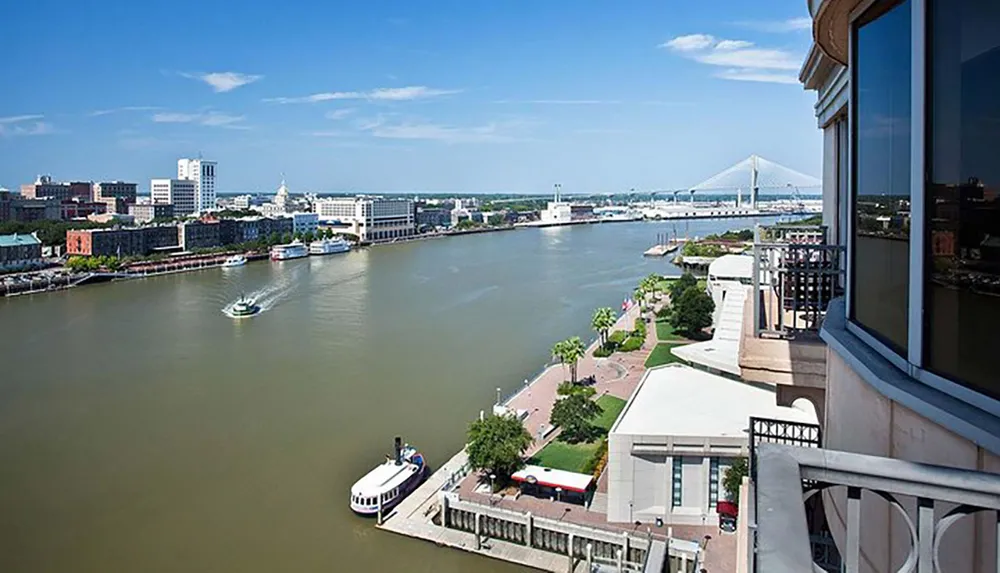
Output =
[
  {"x1": 489, "y1": 473, "x2": 496, "y2": 495},
  {"x1": 496, "y1": 387, "x2": 502, "y2": 406}
]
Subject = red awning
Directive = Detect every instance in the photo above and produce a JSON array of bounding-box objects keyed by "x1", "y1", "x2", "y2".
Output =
[{"x1": 717, "y1": 500, "x2": 738, "y2": 517}]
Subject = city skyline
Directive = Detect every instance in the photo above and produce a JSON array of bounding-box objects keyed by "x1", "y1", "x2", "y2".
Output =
[{"x1": 0, "y1": 0, "x2": 820, "y2": 194}]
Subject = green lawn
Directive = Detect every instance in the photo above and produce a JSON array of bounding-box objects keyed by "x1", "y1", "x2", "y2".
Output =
[
  {"x1": 529, "y1": 440, "x2": 602, "y2": 473},
  {"x1": 594, "y1": 395, "x2": 627, "y2": 431},
  {"x1": 644, "y1": 343, "x2": 687, "y2": 368},
  {"x1": 529, "y1": 395, "x2": 627, "y2": 473},
  {"x1": 655, "y1": 319, "x2": 687, "y2": 342}
]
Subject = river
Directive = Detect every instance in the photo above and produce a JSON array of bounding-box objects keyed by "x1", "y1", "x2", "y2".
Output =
[{"x1": 0, "y1": 217, "x2": 789, "y2": 573}]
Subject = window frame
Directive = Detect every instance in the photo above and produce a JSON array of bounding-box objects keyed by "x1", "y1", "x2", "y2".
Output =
[{"x1": 845, "y1": 0, "x2": 1000, "y2": 419}]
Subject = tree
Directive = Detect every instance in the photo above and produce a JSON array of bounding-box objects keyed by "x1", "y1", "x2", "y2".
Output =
[
  {"x1": 668, "y1": 272, "x2": 697, "y2": 302},
  {"x1": 642, "y1": 274, "x2": 660, "y2": 299},
  {"x1": 723, "y1": 457, "x2": 748, "y2": 503},
  {"x1": 591, "y1": 307, "x2": 616, "y2": 348},
  {"x1": 552, "y1": 336, "x2": 586, "y2": 384},
  {"x1": 466, "y1": 414, "x2": 533, "y2": 480},
  {"x1": 303, "y1": 230, "x2": 316, "y2": 243},
  {"x1": 669, "y1": 285, "x2": 715, "y2": 336},
  {"x1": 549, "y1": 393, "x2": 603, "y2": 443}
]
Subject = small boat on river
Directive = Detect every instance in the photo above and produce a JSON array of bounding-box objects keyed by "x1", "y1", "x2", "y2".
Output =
[
  {"x1": 222, "y1": 254, "x2": 247, "y2": 267},
  {"x1": 350, "y1": 437, "x2": 426, "y2": 516},
  {"x1": 229, "y1": 295, "x2": 261, "y2": 318}
]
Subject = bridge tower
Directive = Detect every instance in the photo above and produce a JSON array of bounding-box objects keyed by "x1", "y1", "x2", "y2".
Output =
[{"x1": 750, "y1": 154, "x2": 760, "y2": 210}]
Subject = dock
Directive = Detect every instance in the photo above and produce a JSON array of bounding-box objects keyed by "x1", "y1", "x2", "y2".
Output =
[{"x1": 642, "y1": 244, "x2": 677, "y2": 257}]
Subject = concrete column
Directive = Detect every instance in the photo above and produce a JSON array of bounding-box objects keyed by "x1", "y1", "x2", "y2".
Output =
[
  {"x1": 440, "y1": 492, "x2": 450, "y2": 528},
  {"x1": 567, "y1": 533, "x2": 575, "y2": 573},
  {"x1": 681, "y1": 554, "x2": 689, "y2": 572},
  {"x1": 616, "y1": 548, "x2": 623, "y2": 572},
  {"x1": 586, "y1": 543, "x2": 593, "y2": 571},
  {"x1": 377, "y1": 496, "x2": 383, "y2": 526},
  {"x1": 475, "y1": 512, "x2": 482, "y2": 550},
  {"x1": 622, "y1": 531, "x2": 629, "y2": 560},
  {"x1": 526, "y1": 512, "x2": 533, "y2": 548}
]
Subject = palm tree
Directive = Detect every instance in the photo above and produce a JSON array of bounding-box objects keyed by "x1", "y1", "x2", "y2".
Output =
[
  {"x1": 591, "y1": 307, "x2": 616, "y2": 348},
  {"x1": 644, "y1": 274, "x2": 661, "y2": 299},
  {"x1": 564, "y1": 336, "x2": 586, "y2": 384},
  {"x1": 551, "y1": 337, "x2": 586, "y2": 384}
]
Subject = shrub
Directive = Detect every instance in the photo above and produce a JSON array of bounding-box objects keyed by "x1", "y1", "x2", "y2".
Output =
[
  {"x1": 655, "y1": 305, "x2": 672, "y2": 319},
  {"x1": 593, "y1": 345, "x2": 614, "y2": 358},
  {"x1": 632, "y1": 318, "x2": 647, "y2": 338},
  {"x1": 582, "y1": 439, "x2": 609, "y2": 477},
  {"x1": 619, "y1": 336, "x2": 643, "y2": 352},
  {"x1": 557, "y1": 381, "x2": 596, "y2": 398},
  {"x1": 607, "y1": 330, "x2": 627, "y2": 345}
]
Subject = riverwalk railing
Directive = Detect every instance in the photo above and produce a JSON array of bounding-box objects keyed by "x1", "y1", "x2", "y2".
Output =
[
  {"x1": 752, "y1": 224, "x2": 844, "y2": 338},
  {"x1": 753, "y1": 444, "x2": 1000, "y2": 573},
  {"x1": 439, "y1": 493, "x2": 701, "y2": 572}
]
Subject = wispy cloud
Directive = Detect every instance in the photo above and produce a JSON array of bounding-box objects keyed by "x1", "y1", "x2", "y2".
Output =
[
  {"x1": 660, "y1": 34, "x2": 802, "y2": 84},
  {"x1": 305, "y1": 130, "x2": 354, "y2": 137},
  {"x1": 180, "y1": 71, "x2": 263, "y2": 93},
  {"x1": 88, "y1": 106, "x2": 162, "y2": 117},
  {"x1": 352, "y1": 116, "x2": 526, "y2": 144},
  {"x1": 493, "y1": 99, "x2": 622, "y2": 105},
  {"x1": 151, "y1": 111, "x2": 249, "y2": 129},
  {"x1": 325, "y1": 108, "x2": 356, "y2": 120},
  {"x1": 264, "y1": 86, "x2": 460, "y2": 104},
  {"x1": 733, "y1": 17, "x2": 812, "y2": 33},
  {"x1": 0, "y1": 115, "x2": 55, "y2": 137}
]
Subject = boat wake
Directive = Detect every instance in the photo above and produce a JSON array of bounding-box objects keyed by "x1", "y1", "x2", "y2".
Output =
[{"x1": 220, "y1": 280, "x2": 295, "y2": 319}]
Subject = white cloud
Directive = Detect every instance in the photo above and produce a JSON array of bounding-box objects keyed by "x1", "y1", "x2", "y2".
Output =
[
  {"x1": 89, "y1": 106, "x2": 161, "y2": 117},
  {"x1": 661, "y1": 34, "x2": 716, "y2": 52},
  {"x1": 325, "y1": 108, "x2": 356, "y2": 120},
  {"x1": 351, "y1": 116, "x2": 526, "y2": 144},
  {"x1": 152, "y1": 111, "x2": 248, "y2": 129},
  {"x1": 0, "y1": 115, "x2": 55, "y2": 136},
  {"x1": 180, "y1": 71, "x2": 262, "y2": 93},
  {"x1": 264, "y1": 85, "x2": 460, "y2": 104},
  {"x1": 660, "y1": 34, "x2": 803, "y2": 84},
  {"x1": 715, "y1": 69, "x2": 799, "y2": 84},
  {"x1": 305, "y1": 130, "x2": 354, "y2": 137},
  {"x1": 735, "y1": 17, "x2": 812, "y2": 33},
  {"x1": 715, "y1": 40, "x2": 754, "y2": 51}
]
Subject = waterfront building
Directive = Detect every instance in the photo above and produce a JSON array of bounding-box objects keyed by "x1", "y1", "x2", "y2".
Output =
[
  {"x1": 66, "y1": 226, "x2": 179, "y2": 257},
  {"x1": 289, "y1": 212, "x2": 318, "y2": 236},
  {"x1": 606, "y1": 364, "x2": 816, "y2": 527},
  {"x1": 275, "y1": 179, "x2": 290, "y2": 212},
  {"x1": 416, "y1": 207, "x2": 451, "y2": 229},
  {"x1": 450, "y1": 208, "x2": 482, "y2": 227},
  {"x1": 178, "y1": 221, "x2": 221, "y2": 251},
  {"x1": 151, "y1": 179, "x2": 197, "y2": 216},
  {"x1": 741, "y1": 2, "x2": 1000, "y2": 572},
  {"x1": 129, "y1": 203, "x2": 174, "y2": 223},
  {"x1": 0, "y1": 233, "x2": 43, "y2": 271},
  {"x1": 177, "y1": 158, "x2": 217, "y2": 213},
  {"x1": 315, "y1": 196, "x2": 415, "y2": 242}
]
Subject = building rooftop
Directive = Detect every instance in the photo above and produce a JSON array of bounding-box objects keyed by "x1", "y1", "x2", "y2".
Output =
[
  {"x1": 708, "y1": 254, "x2": 753, "y2": 280},
  {"x1": 671, "y1": 281, "x2": 746, "y2": 376},
  {"x1": 610, "y1": 364, "x2": 817, "y2": 437},
  {"x1": 0, "y1": 233, "x2": 41, "y2": 247}
]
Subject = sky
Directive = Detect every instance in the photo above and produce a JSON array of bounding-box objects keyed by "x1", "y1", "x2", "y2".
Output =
[{"x1": 0, "y1": 0, "x2": 821, "y2": 194}]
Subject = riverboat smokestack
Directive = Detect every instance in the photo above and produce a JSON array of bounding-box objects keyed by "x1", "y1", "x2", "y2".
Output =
[{"x1": 394, "y1": 436, "x2": 402, "y2": 465}]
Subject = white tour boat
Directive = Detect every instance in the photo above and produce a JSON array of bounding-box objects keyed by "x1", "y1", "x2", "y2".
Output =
[
  {"x1": 309, "y1": 237, "x2": 350, "y2": 256},
  {"x1": 270, "y1": 240, "x2": 308, "y2": 261},
  {"x1": 228, "y1": 294, "x2": 261, "y2": 318},
  {"x1": 350, "y1": 437, "x2": 426, "y2": 516},
  {"x1": 221, "y1": 254, "x2": 247, "y2": 267}
]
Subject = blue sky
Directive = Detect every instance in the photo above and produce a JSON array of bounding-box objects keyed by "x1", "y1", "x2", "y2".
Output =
[{"x1": 0, "y1": 0, "x2": 820, "y2": 194}]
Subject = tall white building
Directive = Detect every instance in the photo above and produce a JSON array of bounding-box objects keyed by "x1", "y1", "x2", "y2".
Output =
[
  {"x1": 177, "y1": 158, "x2": 217, "y2": 213},
  {"x1": 150, "y1": 179, "x2": 197, "y2": 216},
  {"x1": 315, "y1": 196, "x2": 414, "y2": 242}
]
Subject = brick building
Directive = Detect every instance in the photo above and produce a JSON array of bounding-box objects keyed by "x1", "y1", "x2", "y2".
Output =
[
  {"x1": 66, "y1": 226, "x2": 179, "y2": 257},
  {"x1": 0, "y1": 233, "x2": 43, "y2": 271}
]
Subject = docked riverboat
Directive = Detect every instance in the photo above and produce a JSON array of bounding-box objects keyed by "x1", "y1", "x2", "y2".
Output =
[
  {"x1": 350, "y1": 437, "x2": 426, "y2": 516},
  {"x1": 270, "y1": 240, "x2": 308, "y2": 261},
  {"x1": 309, "y1": 237, "x2": 350, "y2": 256},
  {"x1": 221, "y1": 254, "x2": 247, "y2": 267}
]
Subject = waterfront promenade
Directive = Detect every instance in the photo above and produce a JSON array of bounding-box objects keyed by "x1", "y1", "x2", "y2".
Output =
[{"x1": 379, "y1": 299, "x2": 737, "y2": 571}]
